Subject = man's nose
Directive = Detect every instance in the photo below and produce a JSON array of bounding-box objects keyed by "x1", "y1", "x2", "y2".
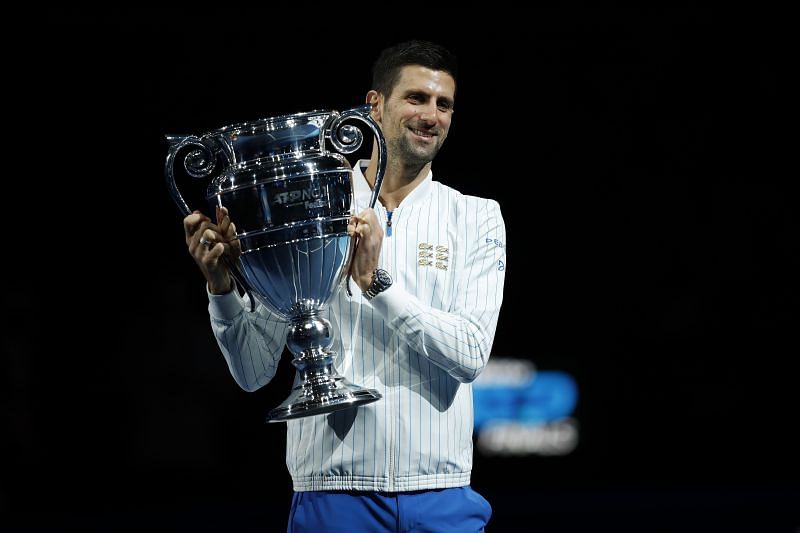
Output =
[{"x1": 418, "y1": 102, "x2": 439, "y2": 124}]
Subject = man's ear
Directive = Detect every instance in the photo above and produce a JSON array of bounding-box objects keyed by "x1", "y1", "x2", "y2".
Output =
[{"x1": 366, "y1": 90, "x2": 381, "y2": 121}]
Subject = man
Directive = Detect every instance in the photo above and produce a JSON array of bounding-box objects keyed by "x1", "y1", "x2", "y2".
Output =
[{"x1": 184, "y1": 40, "x2": 507, "y2": 532}]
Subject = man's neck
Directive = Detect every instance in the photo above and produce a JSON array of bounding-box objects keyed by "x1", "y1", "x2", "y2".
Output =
[{"x1": 363, "y1": 157, "x2": 430, "y2": 211}]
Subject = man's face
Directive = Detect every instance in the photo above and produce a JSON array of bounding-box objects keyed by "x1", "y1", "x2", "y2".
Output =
[{"x1": 377, "y1": 65, "x2": 455, "y2": 167}]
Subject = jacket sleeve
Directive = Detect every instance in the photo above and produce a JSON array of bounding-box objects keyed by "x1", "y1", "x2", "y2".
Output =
[
  {"x1": 370, "y1": 197, "x2": 507, "y2": 383},
  {"x1": 207, "y1": 286, "x2": 290, "y2": 392}
]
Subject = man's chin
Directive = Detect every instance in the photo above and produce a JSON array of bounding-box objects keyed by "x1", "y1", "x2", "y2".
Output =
[{"x1": 411, "y1": 143, "x2": 440, "y2": 160}]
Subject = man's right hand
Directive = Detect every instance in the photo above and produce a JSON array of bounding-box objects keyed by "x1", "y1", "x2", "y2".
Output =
[{"x1": 183, "y1": 206, "x2": 241, "y2": 294}]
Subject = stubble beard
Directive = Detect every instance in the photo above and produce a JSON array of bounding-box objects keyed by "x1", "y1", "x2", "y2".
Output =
[{"x1": 390, "y1": 131, "x2": 445, "y2": 168}]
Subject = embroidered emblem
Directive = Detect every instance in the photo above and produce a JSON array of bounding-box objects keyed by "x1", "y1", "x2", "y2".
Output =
[
  {"x1": 435, "y1": 245, "x2": 449, "y2": 270},
  {"x1": 419, "y1": 242, "x2": 449, "y2": 270}
]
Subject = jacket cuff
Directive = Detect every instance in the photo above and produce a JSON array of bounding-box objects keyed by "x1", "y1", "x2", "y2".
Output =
[
  {"x1": 367, "y1": 284, "x2": 411, "y2": 324},
  {"x1": 207, "y1": 284, "x2": 246, "y2": 321}
]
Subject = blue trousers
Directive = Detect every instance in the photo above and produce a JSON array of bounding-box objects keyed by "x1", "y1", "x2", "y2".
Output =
[{"x1": 287, "y1": 486, "x2": 492, "y2": 532}]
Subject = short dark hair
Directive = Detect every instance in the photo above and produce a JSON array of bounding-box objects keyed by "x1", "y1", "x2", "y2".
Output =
[{"x1": 370, "y1": 40, "x2": 458, "y2": 98}]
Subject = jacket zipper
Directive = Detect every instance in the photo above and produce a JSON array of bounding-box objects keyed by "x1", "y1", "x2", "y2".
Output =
[
  {"x1": 384, "y1": 211, "x2": 396, "y2": 490},
  {"x1": 386, "y1": 210, "x2": 393, "y2": 237},
  {"x1": 388, "y1": 388, "x2": 396, "y2": 490}
]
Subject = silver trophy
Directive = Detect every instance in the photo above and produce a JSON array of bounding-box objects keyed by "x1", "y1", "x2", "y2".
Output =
[{"x1": 164, "y1": 104, "x2": 385, "y2": 422}]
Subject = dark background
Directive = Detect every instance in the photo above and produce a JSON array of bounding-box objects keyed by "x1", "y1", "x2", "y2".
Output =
[{"x1": 4, "y1": 7, "x2": 797, "y2": 532}]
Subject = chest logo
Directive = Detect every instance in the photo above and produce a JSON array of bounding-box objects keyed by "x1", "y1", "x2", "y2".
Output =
[{"x1": 419, "y1": 242, "x2": 449, "y2": 270}]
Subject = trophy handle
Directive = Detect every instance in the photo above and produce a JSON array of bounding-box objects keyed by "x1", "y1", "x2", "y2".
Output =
[
  {"x1": 164, "y1": 134, "x2": 220, "y2": 217},
  {"x1": 164, "y1": 134, "x2": 256, "y2": 310},
  {"x1": 327, "y1": 104, "x2": 387, "y2": 208},
  {"x1": 326, "y1": 104, "x2": 388, "y2": 297}
]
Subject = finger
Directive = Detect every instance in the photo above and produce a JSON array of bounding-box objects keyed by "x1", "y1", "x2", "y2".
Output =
[
  {"x1": 348, "y1": 216, "x2": 369, "y2": 236},
  {"x1": 356, "y1": 208, "x2": 377, "y2": 223},
  {"x1": 196, "y1": 227, "x2": 221, "y2": 251},
  {"x1": 215, "y1": 205, "x2": 231, "y2": 223},
  {"x1": 188, "y1": 219, "x2": 216, "y2": 249},
  {"x1": 350, "y1": 212, "x2": 371, "y2": 223},
  {"x1": 227, "y1": 224, "x2": 242, "y2": 257},
  {"x1": 219, "y1": 209, "x2": 232, "y2": 235},
  {"x1": 217, "y1": 240, "x2": 240, "y2": 257},
  {"x1": 353, "y1": 221, "x2": 371, "y2": 239},
  {"x1": 184, "y1": 212, "x2": 211, "y2": 236},
  {"x1": 208, "y1": 241, "x2": 226, "y2": 260},
  {"x1": 223, "y1": 222, "x2": 238, "y2": 241}
]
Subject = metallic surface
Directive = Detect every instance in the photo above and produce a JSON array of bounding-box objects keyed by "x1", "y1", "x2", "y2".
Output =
[{"x1": 164, "y1": 105, "x2": 386, "y2": 422}]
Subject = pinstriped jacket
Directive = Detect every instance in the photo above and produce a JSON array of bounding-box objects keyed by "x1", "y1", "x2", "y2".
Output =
[{"x1": 208, "y1": 161, "x2": 507, "y2": 492}]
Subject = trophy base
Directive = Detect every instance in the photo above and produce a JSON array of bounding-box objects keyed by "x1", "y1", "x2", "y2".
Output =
[{"x1": 265, "y1": 377, "x2": 382, "y2": 423}]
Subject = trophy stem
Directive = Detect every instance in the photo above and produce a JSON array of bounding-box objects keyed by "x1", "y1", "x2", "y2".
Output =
[{"x1": 265, "y1": 313, "x2": 381, "y2": 423}]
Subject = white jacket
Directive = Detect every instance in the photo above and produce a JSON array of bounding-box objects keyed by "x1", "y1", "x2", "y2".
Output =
[{"x1": 208, "y1": 161, "x2": 507, "y2": 491}]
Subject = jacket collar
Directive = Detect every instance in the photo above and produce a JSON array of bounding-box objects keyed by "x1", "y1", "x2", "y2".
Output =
[{"x1": 352, "y1": 159, "x2": 433, "y2": 210}]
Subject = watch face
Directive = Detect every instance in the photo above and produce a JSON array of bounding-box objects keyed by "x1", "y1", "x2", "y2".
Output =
[{"x1": 375, "y1": 269, "x2": 392, "y2": 286}]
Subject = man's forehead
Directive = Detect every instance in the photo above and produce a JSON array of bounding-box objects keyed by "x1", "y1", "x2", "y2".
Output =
[{"x1": 394, "y1": 66, "x2": 456, "y2": 95}]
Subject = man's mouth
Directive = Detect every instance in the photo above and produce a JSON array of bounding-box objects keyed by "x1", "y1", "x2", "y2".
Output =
[{"x1": 409, "y1": 128, "x2": 435, "y2": 139}]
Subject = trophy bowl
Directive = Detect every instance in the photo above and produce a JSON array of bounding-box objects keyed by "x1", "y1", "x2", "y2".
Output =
[{"x1": 164, "y1": 105, "x2": 385, "y2": 422}]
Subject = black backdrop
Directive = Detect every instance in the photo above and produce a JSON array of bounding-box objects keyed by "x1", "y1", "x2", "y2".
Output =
[{"x1": 5, "y1": 8, "x2": 797, "y2": 532}]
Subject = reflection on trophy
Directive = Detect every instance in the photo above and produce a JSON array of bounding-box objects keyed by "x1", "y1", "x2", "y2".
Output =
[{"x1": 164, "y1": 104, "x2": 385, "y2": 422}]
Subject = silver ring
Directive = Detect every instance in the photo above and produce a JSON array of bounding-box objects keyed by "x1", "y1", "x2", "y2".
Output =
[{"x1": 199, "y1": 237, "x2": 213, "y2": 249}]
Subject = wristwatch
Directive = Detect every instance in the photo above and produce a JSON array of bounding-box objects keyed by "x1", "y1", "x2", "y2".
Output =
[{"x1": 363, "y1": 268, "x2": 393, "y2": 301}]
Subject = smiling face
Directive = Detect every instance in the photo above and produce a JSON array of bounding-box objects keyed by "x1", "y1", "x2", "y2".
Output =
[{"x1": 371, "y1": 65, "x2": 456, "y2": 168}]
